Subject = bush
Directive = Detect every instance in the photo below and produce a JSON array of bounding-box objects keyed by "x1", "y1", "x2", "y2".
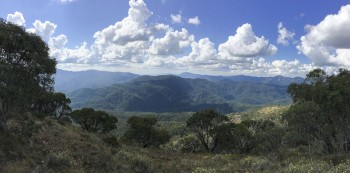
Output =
[
  {"x1": 164, "y1": 134, "x2": 201, "y2": 153},
  {"x1": 102, "y1": 136, "x2": 119, "y2": 147},
  {"x1": 286, "y1": 160, "x2": 331, "y2": 173},
  {"x1": 70, "y1": 108, "x2": 118, "y2": 133},
  {"x1": 46, "y1": 151, "x2": 74, "y2": 170},
  {"x1": 328, "y1": 160, "x2": 350, "y2": 172},
  {"x1": 240, "y1": 156, "x2": 274, "y2": 172},
  {"x1": 124, "y1": 116, "x2": 170, "y2": 147}
]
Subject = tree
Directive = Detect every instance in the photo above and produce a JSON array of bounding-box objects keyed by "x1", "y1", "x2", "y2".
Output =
[
  {"x1": 0, "y1": 19, "x2": 56, "y2": 131},
  {"x1": 213, "y1": 123, "x2": 253, "y2": 153},
  {"x1": 124, "y1": 116, "x2": 170, "y2": 147},
  {"x1": 70, "y1": 108, "x2": 118, "y2": 133},
  {"x1": 186, "y1": 109, "x2": 228, "y2": 152},
  {"x1": 32, "y1": 92, "x2": 71, "y2": 118},
  {"x1": 284, "y1": 69, "x2": 350, "y2": 153}
]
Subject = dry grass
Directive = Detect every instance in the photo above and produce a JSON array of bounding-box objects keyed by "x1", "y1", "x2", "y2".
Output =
[{"x1": 2, "y1": 115, "x2": 350, "y2": 173}]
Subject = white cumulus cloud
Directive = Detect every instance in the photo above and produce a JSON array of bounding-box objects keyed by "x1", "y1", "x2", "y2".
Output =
[
  {"x1": 188, "y1": 16, "x2": 200, "y2": 25},
  {"x1": 149, "y1": 28, "x2": 194, "y2": 55},
  {"x1": 298, "y1": 4, "x2": 350, "y2": 66},
  {"x1": 6, "y1": 0, "x2": 327, "y2": 77},
  {"x1": 6, "y1": 11, "x2": 25, "y2": 26},
  {"x1": 27, "y1": 20, "x2": 57, "y2": 41},
  {"x1": 170, "y1": 14, "x2": 182, "y2": 24},
  {"x1": 277, "y1": 22, "x2": 295, "y2": 46},
  {"x1": 218, "y1": 23, "x2": 277, "y2": 60},
  {"x1": 176, "y1": 38, "x2": 217, "y2": 66}
]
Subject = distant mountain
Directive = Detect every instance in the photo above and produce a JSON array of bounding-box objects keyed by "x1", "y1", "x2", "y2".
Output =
[
  {"x1": 54, "y1": 69, "x2": 139, "y2": 92},
  {"x1": 178, "y1": 72, "x2": 304, "y2": 86},
  {"x1": 67, "y1": 75, "x2": 292, "y2": 113}
]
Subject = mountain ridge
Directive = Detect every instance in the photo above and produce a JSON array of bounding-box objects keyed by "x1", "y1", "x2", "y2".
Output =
[
  {"x1": 67, "y1": 74, "x2": 294, "y2": 113},
  {"x1": 54, "y1": 69, "x2": 304, "y2": 93}
]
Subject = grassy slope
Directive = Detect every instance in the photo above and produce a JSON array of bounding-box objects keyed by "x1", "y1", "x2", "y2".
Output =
[{"x1": 2, "y1": 108, "x2": 350, "y2": 172}]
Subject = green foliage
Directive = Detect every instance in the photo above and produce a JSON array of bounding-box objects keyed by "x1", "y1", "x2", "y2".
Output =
[
  {"x1": 0, "y1": 19, "x2": 56, "y2": 131},
  {"x1": 239, "y1": 156, "x2": 274, "y2": 172},
  {"x1": 70, "y1": 108, "x2": 118, "y2": 133},
  {"x1": 164, "y1": 134, "x2": 202, "y2": 153},
  {"x1": 284, "y1": 69, "x2": 350, "y2": 153},
  {"x1": 33, "y1": 92, "x2": 71, "y2": 118},
  {"x1": 214, "y1": 123, "x2": 254, "y2": 153},
  {"x1": 328, "y1": 160, "x2": 350, "y2": 172},
  {"x1": 124, "y1": 116, "x2": 170, "y2": 147},
  {"x1": 286, "y1": 160, "x2": 331, "y2": 173},
  {"x1": 186, "y1": 109, "x2": 228, "y2": 152}
]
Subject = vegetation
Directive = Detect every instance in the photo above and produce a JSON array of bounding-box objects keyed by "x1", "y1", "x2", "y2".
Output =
[
  {"x1": 123, "y1": 116, "x2": 170, "y2": 147},
  {"x1": 0, "y1": 19, "x2": 56, "y2": 131},
  {"x1": 186, "y1": 109, "x2": 228, "y2": 152},
  {"x1": 33, "y1": 92, "x2": 71, "y2": 118},
  {"x1": 70, "y1": 108, "x2": 118, "y2": 133},
  {"x1": 284, "y1": 68, "x2": 350, "y2": 153}
]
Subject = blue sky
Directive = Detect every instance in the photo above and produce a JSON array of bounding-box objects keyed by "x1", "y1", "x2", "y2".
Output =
[{"x1": 1, "y1": 0, "x2": 350, "y2": 76}]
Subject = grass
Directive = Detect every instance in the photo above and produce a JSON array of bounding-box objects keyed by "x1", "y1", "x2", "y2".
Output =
[
  {"x1": 1, "y1": 107, "x2": 350, "y2": 172},
  {"x1": 228, "y1": 105, "x2": 289, "y2": 126}
]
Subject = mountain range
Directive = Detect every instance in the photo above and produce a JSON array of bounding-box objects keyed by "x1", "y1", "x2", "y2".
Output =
[
  {"x1": 56, "y1": 70, "x2": 303, "y2": 113},
  {"x1": 54, "y1": 69, "x2": 139, "y2": 92}
]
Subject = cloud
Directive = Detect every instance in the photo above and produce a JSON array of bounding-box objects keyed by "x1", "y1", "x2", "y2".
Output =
[
  {"x1": 298, "y1": 4, "x2": 350, "y2": 66},
  {"x1": 91, "y1": 0, "x2": 171, "y2": 64},
  {"x1": 277, "y1": 22, "x2": 295, "y2": 46},
  {"x1": 6, "y1": 11, "x2": 25, "y2": 26},
  {"x1": 58, "y1": 0, "x2": 77, "y2": 3},
  {"x1": 170, "y1": 14, "x2": 182, "y2": 24},
  {"x1": 176, "y1": 38, "x2": 217, "y2": 65},
  {"x1": 49, "y1": 34, "x2": 91, "y2": 63},
  {"x1": 188, "y1": 16, "x2": 200, "y2": 25},
  {"x1": 218, "y1": 23, "x2": 277, "y2": 60},
  {"x1": 8, "y1": 0, "x2": 326, "y2": 77},
  {"x1": 27, "y1": 20, "x2": 57, "y2": 41},
  {"x1": 149, "y1": 28, "x2": 194, "y2": 55}
]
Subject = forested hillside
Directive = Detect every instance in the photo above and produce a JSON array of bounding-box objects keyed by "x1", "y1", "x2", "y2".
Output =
[
  {"x1": 179, "y1": 72, "x2": 304, "y2": 85},
  {"x1": 68, "y1": 75, "x2": 292, "y2": 113},
  {"x1": 54, "y1": 69, "x2": 139, "y2": 92}
]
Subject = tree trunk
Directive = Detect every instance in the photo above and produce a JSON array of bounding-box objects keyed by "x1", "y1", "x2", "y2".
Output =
[{"x1": 211, "y1": 139, "x2": 218, "y2": 152}]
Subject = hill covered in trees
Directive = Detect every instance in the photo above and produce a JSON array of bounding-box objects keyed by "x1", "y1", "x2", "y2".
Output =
[
  {"x1": 54, "y1": 69, "x2": 139, "y2": 92},
  {"x1": 179, "y1": 72, "x2": 304, "y2": 85},
  {"x1": 67, "y1": 75, "x2": 292, "y2": 113}
]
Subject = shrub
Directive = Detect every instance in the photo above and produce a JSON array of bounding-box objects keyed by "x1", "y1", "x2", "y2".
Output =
[
  {"x1": 328, "y1": 160, "x2": 350, "y2": 173},
  {"x1": 46, "y1": 151, "x2": 74, "y2": 170},
  {"x1": 286, "y1": 160, "x2": 331, "y2": 173},
  {"x1": 124, "y1": 116, "x2": 170, "y2": 147},
  {"x1": 240, "y1": 156, "x2": 274, "y2": 172},
  {"x1": 102, "y1": 136, "x2": 119, "y2": 147},
  {"x1": 70, "y1": 108, "x2": 118, "y2": 133}
]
